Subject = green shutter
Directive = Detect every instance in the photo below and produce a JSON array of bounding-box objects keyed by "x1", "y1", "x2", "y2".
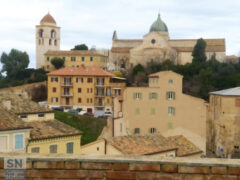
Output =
[
  {"x1": 133, "y1": 93, "x2": 136, "y2": 99},
  {"x1": 139, "y1": 93, "x2": 142, "y2": 99},
  {"x1": 173, "y1": 107, "x2": 176, "y2": 115},
  {"x1": 166, "y1": 92, "x2": 168, "y2": 100},
  {"x1": 173, "y1": 92, "x2": 176, "y2": 99},
  {"x1": 149, "y1": 93, "x2": 152, "y2": 99},
  {"x1": 155, "y1": 93, "x2": 158, "y2": 99}
]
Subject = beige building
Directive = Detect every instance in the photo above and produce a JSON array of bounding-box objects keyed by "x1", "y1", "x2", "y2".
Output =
[
  {"x1": 36, "y1": 13, "x2": 60, "y2": 69},
  {"x1": 81, "y1": 134, "x2": 203, "y2": 158},
  {"x1": 113, "y1": 71, "x2": 207, "y2": 153},
  {"x1": 109, "y1": 14, "x2": 226, "y2": 70},
  {"x1": 207, "y1": 87, "x2": 240, "y2": 158},
  {"x1": 0, "y1": 92, "x2": 82, "y2": 154},
  {"x1": 44, "y1": 50, "x2": 108, "y2": 71}
]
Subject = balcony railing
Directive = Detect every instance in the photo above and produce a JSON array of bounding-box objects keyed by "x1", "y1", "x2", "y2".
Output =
[
  {"x1": 61, "y1": 82, "x2": 73, "y2": 86},
  {"x1": 61, "y1": 94, "x2": 73, "y2": 97},
  {"x1": 95, "y1": 83, "x2": 105, "y2": 87},
  {"x1": 95, "y1": 93, "x2": 105, "y2": 97},
  {"x1": 94, "y1": 103, "x2": 105, "y2": 107},
  {"x1": 60, "y1": 104, "x2": 73, "y2": 107}
]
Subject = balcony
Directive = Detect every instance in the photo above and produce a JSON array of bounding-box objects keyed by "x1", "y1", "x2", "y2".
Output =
[
  {"x1": 95, "y1": 93, "x2": 105, "y2": 97},
  {"x1": 61, "y1": 93, "x2": 73, "y2": 97},
  {"x1": 61, "y1": 83, "x2": 73, "y2": 87},
  {"x1": 95, "y1": 83, "x2": 105, "y2": 87},
  {"x1": 94, "y1": 103, "x2": 105, "y2": 107},
  {"x1": 60, "y1": 104, "x2": 73, "y2": 107}
]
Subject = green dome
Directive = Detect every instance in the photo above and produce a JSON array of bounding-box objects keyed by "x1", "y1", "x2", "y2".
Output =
[{"x1": 149, "y1": 14, "x2": 168, "y2": 32}]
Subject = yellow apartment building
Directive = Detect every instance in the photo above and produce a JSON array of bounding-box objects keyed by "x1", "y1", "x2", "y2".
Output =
[
  {"x1": 44, "y1": 50, "x2": 108, "y2": 71},
  {"x1": 207, "y1": 87, "x2": 240, "y2": 158},
  {"x1": 0, "y1": 92, "x2": 82, "y2": 155},
  {"x1": 47, "y1": 65, "x2": 126, "y2": 116},
  {"x1": 113, "y1": 71, "x2": 207, "y2": 153}
]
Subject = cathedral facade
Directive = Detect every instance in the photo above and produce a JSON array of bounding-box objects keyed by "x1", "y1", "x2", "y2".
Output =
[{"x1": 109, "y1": 14, "x2": 226, "y2": 70}]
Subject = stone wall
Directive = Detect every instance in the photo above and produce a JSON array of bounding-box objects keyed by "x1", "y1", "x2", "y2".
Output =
[{"x1": 1, "y1": 155, "x2": 240, "y2": 179}]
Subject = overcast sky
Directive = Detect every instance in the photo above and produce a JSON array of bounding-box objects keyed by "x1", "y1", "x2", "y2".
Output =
[{"x1": 0, "y1": 0, "x2": 239, "y2": 68}]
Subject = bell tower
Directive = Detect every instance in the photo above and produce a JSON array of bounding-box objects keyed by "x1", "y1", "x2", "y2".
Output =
[{"x1": 36, "y1": 13, "x2": 60, "y2": 69}]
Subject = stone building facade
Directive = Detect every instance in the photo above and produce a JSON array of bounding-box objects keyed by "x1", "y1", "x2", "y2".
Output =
[
  {"x1": 109, "y1": 14, "x2": 226, "y2": 70},
  {"x1": 36, "y1": 13, "x2": 60, "y2": 69},
  {"x1": 207, "y1": 87, "x2": 240, "y2": 158}
]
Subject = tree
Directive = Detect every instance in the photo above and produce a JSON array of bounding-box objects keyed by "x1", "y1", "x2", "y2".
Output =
[
  {"x1": 133, "y1": 64, "x2": 145, "y2": 76},
  {"x1": 0, "y1": 49, "x2": 29, "y2": 79},
  {"x1": 72, "y1": 44, "x2": 88, "y2": 50},
  {"x1": 51, "y1": 57, "x2": 65, "y2": 69},
  {"x1": 31, "y1": 84, "x2": 47, "y2": 102},
  {"x1": 192, "y1": 38, "x2": 207, "y2": 63}
]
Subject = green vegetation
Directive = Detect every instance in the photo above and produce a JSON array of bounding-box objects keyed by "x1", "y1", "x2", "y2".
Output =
[
  {"x1": 192, "y1": 38, "x2": 207, "y2": 63},
  {"x1": 51, "y1": 57, "x2": 65, "y2": 69},
  {"x1": 0, "y1": 49, "x2": 47, "y2": 88},
  {"x1": 72, "y1": 44, "x2": 88, "y2": 50},
  {"x1": 54, "y1": 111, "x2": 107, "y2": 145}
]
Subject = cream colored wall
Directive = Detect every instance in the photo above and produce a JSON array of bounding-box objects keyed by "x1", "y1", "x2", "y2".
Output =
[
  {"x1": 0, "y1": 129, "x2": 31, "y2": 153},
  {"x1": 44, "y1": 55, "x2": 108, "y2": 71},
  {"x1": 36, "y1": 25, "x2": 60, "y2": 69},
  {"x1": 19, "y1": 112, "x2": 54, "y2": 122},
  {"x1": 80, "y1": 139, "x2": 105, "y2": 155},
  {"x1": 106, "y1": 144, "x2": 123, "y2": 155},
  {"x1": 148, "y1": 150, "x2": 176, "y2": 158},
  {"x1": 27, "y1": 135, "x2": 81, "y2": 154}
]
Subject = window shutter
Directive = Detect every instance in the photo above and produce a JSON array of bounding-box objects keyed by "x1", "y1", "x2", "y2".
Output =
[
  {"x1": 166, "y1": 92, "x2": 168, "y2": 100},
  {"x1": 67, "y1": 142, "x2": 74, "y2": 154},
  {"x1": 173, "y1": 107, "x2": 176, "y2": 115},
  {"x1": 133, "y1": 93, "x2": 136, "y2": 99},
  {"x1": 149, "y1": 93, "x2": 152, "y2": 99},
  {"x1": 155, "y1": 93, "x2": 158, "y2": 99},
  {"x1": 173, "y1": 92, "x2": 176, "y2": 99},
  {"x1": 140, "y1": 93, "x2": 142, "y2": 99}
]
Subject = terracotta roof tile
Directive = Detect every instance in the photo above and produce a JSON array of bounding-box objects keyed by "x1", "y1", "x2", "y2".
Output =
[
  {"x1": 48, "y1": 65, "x2": 114, "y2": 76},
  {"x1": 40, "y1": 13, "x2": 56, "y2": 24},
  {"x1": 108, "y1": 134, "x2": 177, "y2": 155},
  {"x1": 167, "y1": 135, "x2": 202, "y2": 157},
  {"x1": 0, "y1": 106, "x2": 32, "y2": 131},
  {"x1": 28, "y1": 120, "x2": 82, "y2": 140},
  {"x1": 0, "y1": 92, "x2": 53, "y2": 114}
]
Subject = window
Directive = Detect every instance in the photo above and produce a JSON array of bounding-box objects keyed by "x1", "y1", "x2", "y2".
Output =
[
  {"x1": 38, "y1": 114, "x2": 45, "y2": 118},
  {"x1": 51, "y1": 30, "x2": 55, "y2": 38},
  {"x1": 87, "y1": 78, "x2": 93, "y2": 83},
  {"x1": 150, "y1": 128, "x2": 156, "y2": 134},
  {"x1": 106, "y1": 88, "x2": 111, "y2": 96},
  {"x1": 90, "y1": 98, "x2": 93, "y2": 103},
  {"x1": 54, "y1": 40, "x2": 57, "y2": 46},
  {"x1": 51, "y1": 77, "x2": 58, "y2": 82},
  {"x1": 82, "y1": 57, "x2": 85, "y2": 61},
  {"x1": 90, "y1": 57, "x2": 93, "y2": 61},
  {"x1": 169, "y1": 79, "x2": 173, "y2": 84},
  {"x1": 78, "y1": 88, "x2": 81, "y2": 93},
  {"x1": 97, "y1": 147, "x2": 99, "y2": 151},
  {"x1": 39, "y1": 29, "x2": 44, "y2": 37},
  {"x1": 150, "y1": 108, "x2": 156, "y2": 115},
  {"x1": 87, "y1": 98, "x2": 89, "y2": 103},
  {"x1": 20, "y1": 114, "x2": 27, "y2": 119},
  {"x1": 47, "y1": 56, "x2": 50, "y2": 61},
  {"x1": 66, "y1": 142, "x2": 74, "y2": 154},
  {"x1": 76, "y1": 77, "x2": 83, "y2": 83},
  {"x1": 149, "y1": 92, "x2": 158, "y2": 99},
  {"x1": 133, "y1": 92, "x2": 142, "y2": 99},
  {"x1": 90, "y1": 88, "x2": 93, "y2": 93},
  {"x1": 15, "y1": 134, "x2": 24, "y2": 149},
  {"x1": 166, "y1": 92, "x2": 176, "y2": 100},
  {"x1": 71, "y1": 57, "x2": 76, "y2": 61},
  {"x1": 49, "y1": 39, "x2": 52, "y2": 45},
  {"x1": 168, "y1": 107, "x2": 176, "y2": 115},
  {"x1": 236, "y1": 98, "x2": 240, "y2": 107},
  {"x1": 52, "y1": 97, "x2": 58, "y2": 102},
  {"x1": 87, "y1": 88, "x2": 89, "y2": 93},
  {"x1": 78, "y1": 98, "x2": 81, "y2": 103},
  {"x1": 49, "y1": 144, "x2": 57, "y2": 154},
  {"x1": 52, "y1": 87, "x2": 56, "y2": 92},
  {"x1": 135, "y1": 108, "x2": 140, "y2": 115},
  {"x1": 134, "y1": 128, "x2": 140, "y2": 134},
  {"x1": 31, "y1": 147, "x2": 40, "y2": 153},
  {"x1": 151, "y1": 39, "x2": 156, "y2": 44}
]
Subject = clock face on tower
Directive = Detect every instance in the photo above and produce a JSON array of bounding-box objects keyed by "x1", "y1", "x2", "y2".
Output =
[{"x1": 151, "y1": 39, "x2": 156, "y2": 44}]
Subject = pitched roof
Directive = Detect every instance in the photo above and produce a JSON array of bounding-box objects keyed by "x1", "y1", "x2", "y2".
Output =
[
  {"x1": 28, "y1": 120, "x2": 82, "y2": 141},
  {"x1": 0, "y1": 106, "x2": 32, "y2": 131},
  {"x1": 48, "y1": 65, "x2": 114, "y2": 77},
  {"x1": 40, "y1": 13, "x2": 56, "y2": 25},
  {"x1": 45, "y1": 50, "x2": 107, "y2": 57},
  {"x1": 108, "y1": 134, "x2": 177, "y2": 155},
  {"x1": 0, "y1": 92, "x2": 53, "y2": 114},
  {"x1": 166, "y1": 135, "x2": 202, "y2": 157},
  {"x1": 209, "y1": 87, "x2": 240, "y2": 96}
]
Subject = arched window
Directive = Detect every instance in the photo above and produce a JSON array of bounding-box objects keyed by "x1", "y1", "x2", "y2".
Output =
[
  {"x1": 39, "y1": 29, "x2": 44, "y2": 37},
  {"x1": 54, "y1": 40, "x2": 57, "y2": 46},
  {"x1": 51, "y1": 30, "x2": 55, "y2": 38},
  {"x1": 49, "y1": 39, "x2": 52, "y2": 45}
]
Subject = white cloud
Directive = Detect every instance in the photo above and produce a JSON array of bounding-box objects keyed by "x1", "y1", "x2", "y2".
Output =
[{"x1": 0, "y1": 0, "x2": 239, "y2": 68}]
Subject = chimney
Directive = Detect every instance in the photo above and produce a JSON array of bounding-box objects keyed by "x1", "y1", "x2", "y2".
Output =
[{"x1": 3, "y1": 100, "x2": 11, "y2": 110}]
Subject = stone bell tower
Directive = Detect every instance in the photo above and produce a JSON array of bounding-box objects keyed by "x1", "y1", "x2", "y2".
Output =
[{"x1": 36, "y1": 13, "x2": 60, "y2": 69}]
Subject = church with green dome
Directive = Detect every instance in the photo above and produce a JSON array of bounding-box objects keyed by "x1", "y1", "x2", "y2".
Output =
[{"x1": 109, "y1": 14, "x2": 226, "y2": 71}]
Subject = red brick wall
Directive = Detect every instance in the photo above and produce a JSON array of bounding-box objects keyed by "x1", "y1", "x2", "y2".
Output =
[{"x1": 0, "y1": 157, "x2": 240, "y2": 179}]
